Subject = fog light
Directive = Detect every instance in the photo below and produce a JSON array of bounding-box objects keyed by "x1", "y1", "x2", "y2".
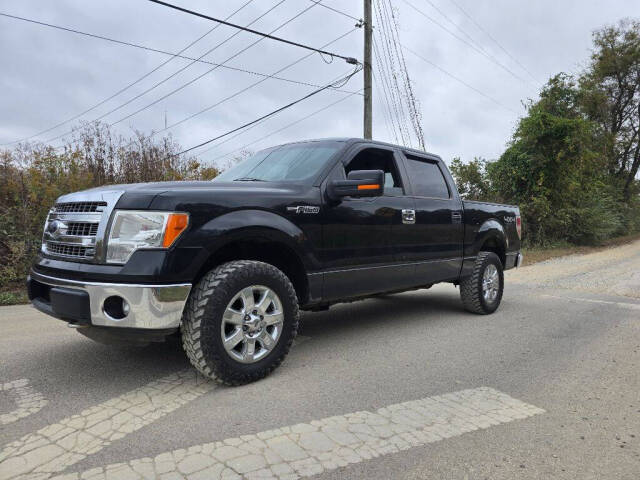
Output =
[{"x1": 103, "y1": 296, "x2": 129, "y2": 320}]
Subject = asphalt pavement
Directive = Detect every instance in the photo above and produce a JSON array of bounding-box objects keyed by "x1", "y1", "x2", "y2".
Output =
[{"x1": 1, "y1": 241, "x2": 639, "y2": 479}]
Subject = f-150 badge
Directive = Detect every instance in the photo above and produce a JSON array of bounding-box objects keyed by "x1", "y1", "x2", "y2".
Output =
[{"x1": 287, "y1": 206, "x2": 320, "y2": 214}]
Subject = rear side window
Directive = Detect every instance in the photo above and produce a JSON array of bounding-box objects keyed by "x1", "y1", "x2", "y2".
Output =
[{"x1": 404, "y1": 155, "x2": 450, "y2": 199}]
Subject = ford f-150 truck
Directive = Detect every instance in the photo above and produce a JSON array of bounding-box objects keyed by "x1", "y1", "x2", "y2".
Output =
[{"x1": 28, "y1": 138, "x2": 522, "y2": 385}]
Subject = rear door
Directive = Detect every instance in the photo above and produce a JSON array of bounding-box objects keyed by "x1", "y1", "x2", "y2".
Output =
[{"x1": 399, "y1": 152, "x2": 464, "y2": 284}]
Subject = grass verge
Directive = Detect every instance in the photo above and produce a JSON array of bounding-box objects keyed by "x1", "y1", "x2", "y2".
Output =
[{"x1": 0, "y1": 285, "x2": 29, "y2": 306}]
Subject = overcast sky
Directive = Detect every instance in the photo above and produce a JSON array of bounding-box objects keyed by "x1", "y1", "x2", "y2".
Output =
[{"x1": 1, "y1": 0, "x2": 639, "y2": 168}]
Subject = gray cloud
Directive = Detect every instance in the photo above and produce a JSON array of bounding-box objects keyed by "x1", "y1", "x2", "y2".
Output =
[{"x1": 1, "y1": 0, "x2": 638, "y2": 166}]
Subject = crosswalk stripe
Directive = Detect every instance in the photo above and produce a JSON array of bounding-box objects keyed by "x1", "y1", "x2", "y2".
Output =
[
  {"x1": 1, "y1": 379, "x2": 48, "y2": 426},
  {"x1": 0, "y1": 370, "x2": 213, "y2": 479},
  {"x1": 47, "y1": 387, "x2": 544, "y2": 480}
]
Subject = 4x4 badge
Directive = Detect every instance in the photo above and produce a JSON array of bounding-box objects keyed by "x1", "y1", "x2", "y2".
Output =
[{"x1": 287, "y1": 206, "x2": 320, "y2": 214}]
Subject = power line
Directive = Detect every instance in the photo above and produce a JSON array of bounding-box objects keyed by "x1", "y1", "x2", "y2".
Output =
[
  {"x1": 177, "y1": 66, "x2": 362, "y2": 155},
  {"x1": 158, "y1": 29, "x2": 359, "y2": 140},
  {"x1": 402, "y1": 44, "x2": 519, "y2": 114},
  {"x1": 209, "y1": 89, "x2": 363, "y2": 165},
  {"x1": 147, "y1": 0, "x2": 359, "y2": 64},
  {"x1": 44, "y1": 0, "x2": 290, "y2": 144},
  {"x1": 198, "y1": 68, "x2": 360, "y2": 158},
  {"x1": 0, "y1": 7, "x2": 357, "y2": 144},
  {"x1": 421, "y1": 0, "x2": 489, "y2": 55},
  {"x1": 308, "y1": 0, "x2": 361, "y2": 22},
  {"x1": 0, "y1": 0, "x2": 256, "y2": 145},
  {"x1": 373, "y1": 38, "x2": 406, "y2": 145},
  {"x1": 400, "y1": 0, "x2": 533, "y2": 88},
  {"x1": 380, "y1": 0, "x2": 425, "y2": 149},
  {"x1": 102, "y1": 1, "x2": 324, "y2": 132},
  {"x1": 44, "y1": 1, "x2": 326, "y2": 146},
  {"x1": 372, "y1": 68, "x2": 400, "y2": 144},
  {"x1": 446, "y1": 0, "x2": 539, "y2": 83},
  {"x1": 373, "y1": 2, "x2": 413, "y2": 146},
  {"x1": 373, "y1": 36, "x2": 410, "y2": 146}
]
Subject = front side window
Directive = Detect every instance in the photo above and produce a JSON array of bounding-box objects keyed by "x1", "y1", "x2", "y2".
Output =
[
  {"x1": 345, "y1": 148, "x2": 404, "y2": 196},
  {"x1": 213, "y1": 142, "x2": 342, "y2": 183},
  {"x1": 404, "y1": 155, "x2": 450, "y2": 199}
]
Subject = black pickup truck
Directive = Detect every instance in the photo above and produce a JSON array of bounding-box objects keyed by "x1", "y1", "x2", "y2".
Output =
[{"x1": 28, "y1": 138, "x2": 522, "y2": 385}]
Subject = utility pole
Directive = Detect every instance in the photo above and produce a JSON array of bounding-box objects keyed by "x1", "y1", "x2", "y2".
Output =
[{"x1": 363, "y1": 0, "x2": 372, "y2": 139}]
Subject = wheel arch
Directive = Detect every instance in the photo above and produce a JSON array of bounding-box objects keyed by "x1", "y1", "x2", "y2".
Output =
[
  {"x1": 193, "y1": 210, "x2": 314, "y2": 304},
  {"x1": 474, "y1": 219, "x2": 507, "y2": 267}
]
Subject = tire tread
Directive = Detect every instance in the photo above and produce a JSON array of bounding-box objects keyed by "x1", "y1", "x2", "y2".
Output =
[{"x1": 181, "y1": 260, "x2": 299, "y2": 385}]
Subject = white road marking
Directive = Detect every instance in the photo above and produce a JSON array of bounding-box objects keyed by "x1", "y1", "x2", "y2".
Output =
[
  {"x1": 45, "y1": 387, "x2": 544, "y2": 480},
  {"x1": 0, "y1": 370, "x2": 213, "y2": 480},
  {"x1": 541, "y1": 294, "x2": 640, "y2": 310},
  {"x1": 0, "y1": 379, "x2": 48, "y2": 426}
]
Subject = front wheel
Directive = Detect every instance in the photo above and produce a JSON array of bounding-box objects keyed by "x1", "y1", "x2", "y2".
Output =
[
  {"x1": 459, "y1": 252, "x2": 504, "y2": 314},
  {"x1": 181, "y1": 260, "x2": 299, "y2": 385}
]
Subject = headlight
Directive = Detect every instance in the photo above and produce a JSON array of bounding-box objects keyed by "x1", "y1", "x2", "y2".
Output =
[{"x1": 106, "y1": 210, "x2": 189, "y2": 264}]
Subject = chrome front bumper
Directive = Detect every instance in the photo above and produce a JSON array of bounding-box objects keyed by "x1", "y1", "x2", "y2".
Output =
[{"x1": 29, "y1": 271, "x2": 191, "y2": 329}]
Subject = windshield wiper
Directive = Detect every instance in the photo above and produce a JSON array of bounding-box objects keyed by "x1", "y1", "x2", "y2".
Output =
[{"x1": 233, "y1": 177, "x2": 266, "y2": 182}]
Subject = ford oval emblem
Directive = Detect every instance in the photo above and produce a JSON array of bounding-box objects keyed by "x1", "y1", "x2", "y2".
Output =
[{"x1": 47, "y1": 220, "x2": 65, "y2": 238}]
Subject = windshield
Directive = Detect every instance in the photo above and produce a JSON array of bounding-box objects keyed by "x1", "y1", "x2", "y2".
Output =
[{"x1": 213, "y1": 142, "x2": 343, "y2": 183}]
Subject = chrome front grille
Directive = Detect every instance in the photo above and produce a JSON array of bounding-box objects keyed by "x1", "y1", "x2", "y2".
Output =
[
  {"x1": 66, "y1": 222, "x2": 99, "y2": 236},
  {"x1": 45, "y1": 242, "x2": 93, "y2": 258},
  {"x1": 42, "y1": 191, "x2": 123, "y2": 263},
  {"x1": 54, "y1": 202, "x2": 107, "y2": 213}
]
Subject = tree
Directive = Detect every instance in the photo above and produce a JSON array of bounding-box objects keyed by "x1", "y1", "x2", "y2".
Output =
[
  {"x1": 487, "y1": 74, "x2": 621, "y2": 245},
  {"x1": 449, "y1": 157, "x2": 493, "y2": 201},
  {"x1": 580, "y1": 19, "x2": 640, "y2": 199}
]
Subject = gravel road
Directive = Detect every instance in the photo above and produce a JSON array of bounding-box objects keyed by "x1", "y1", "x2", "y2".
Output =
[{"x1": 509, "y1": 239, "x2": 640, "y2": 298}]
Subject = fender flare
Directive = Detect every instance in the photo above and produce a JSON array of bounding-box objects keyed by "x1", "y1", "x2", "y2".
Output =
[
  {"x1": 196, "y1": 209, "x2": 318, "y2": 271},
  {"x1": 472, "y1": 219, "x2": 508, "y2": 257}
]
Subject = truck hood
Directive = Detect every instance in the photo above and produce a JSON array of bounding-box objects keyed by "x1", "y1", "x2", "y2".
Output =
[{"x1": 59, "y1": 180, "x2": 313, "y2": 211}]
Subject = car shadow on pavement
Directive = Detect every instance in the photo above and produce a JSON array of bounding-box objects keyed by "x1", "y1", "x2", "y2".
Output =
[
  {"x1": 16, "y1": 334, "x2": 191, "y2": 387},
  {"x1": 298, "y1": 289, "x2": 464, "y2": 338},
  {"x1": 15, "y1": 289, "x2": 462, "y2": 386}
]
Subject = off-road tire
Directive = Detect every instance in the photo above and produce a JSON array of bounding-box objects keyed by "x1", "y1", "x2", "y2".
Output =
[
  {"x1": 181, "y1": 260, "x2": 299, "y2": 385},
  {"x1": 460, "y1": 251, "x2": 504, "y2": 314}
]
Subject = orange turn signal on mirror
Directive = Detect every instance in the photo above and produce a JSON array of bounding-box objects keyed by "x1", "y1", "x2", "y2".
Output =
[
  {"x1": 162, "y1": 213, "x2": 189, "y2": 248},
  {"x1": 357, "y1": 184, "x2": 380, "y2": 190}
]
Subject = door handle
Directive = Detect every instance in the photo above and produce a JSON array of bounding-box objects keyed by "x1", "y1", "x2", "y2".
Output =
[
  {"x1": 451, "y1": 211, "x2": 462, "y2": 223},
  {"x1": 402, "y1": 209, "x2": 416, "y2": 224}
]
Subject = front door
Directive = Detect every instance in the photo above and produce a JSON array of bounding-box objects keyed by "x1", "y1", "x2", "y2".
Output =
[{"x1": 320, "y1": 145, "x2": 415, "y2": 301}]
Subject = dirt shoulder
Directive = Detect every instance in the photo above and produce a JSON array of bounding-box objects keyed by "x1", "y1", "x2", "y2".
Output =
[
  {"x1": 510, "y1": 237, "x2": 640, "y2": 299},
  {"x1": 522, "y1": 233, "x2": 640, "y2": 266}
]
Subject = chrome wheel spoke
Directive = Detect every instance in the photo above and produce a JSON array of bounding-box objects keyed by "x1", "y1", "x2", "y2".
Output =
[
  {"x1": 482, "y1": 265, "x2": 499, "y2": 302},
  {"x1": 221, "y1": 284, "x2": 284, "y2": 364},
  {"x1": 223, "y1": 328, "x2": 243, "y2": 350},
  {"x1": 223, "y1": 309, "x2": 244, "y2": 325},
  {"x1": 239, "y1": 287, "x2": 256, "y2": 311},
  {"x1": 264, "y1": 311, "x2": 284, "y2": 326},
  {"x1": 260, "y1": 331, "x2": 274, "y2": 349},
  {"x1": 255, "y1": 290, "x2": 277, "y2": 315},
  {"x1": 244, "y1": 339, "x2": 256, "y2": 360}
]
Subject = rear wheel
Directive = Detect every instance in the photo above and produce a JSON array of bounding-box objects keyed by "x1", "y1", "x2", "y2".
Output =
[
  {"x1": 460, "y1": 251, "x2": 504, "y2": 314},
  {"x1": 181, "y1": 260, "x2": 299, "y2": 385}
]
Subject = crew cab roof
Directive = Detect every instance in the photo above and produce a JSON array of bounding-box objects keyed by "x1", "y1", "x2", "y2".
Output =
[{"x1": 278, "y1": 137, "x2": 442, "y2": 162}]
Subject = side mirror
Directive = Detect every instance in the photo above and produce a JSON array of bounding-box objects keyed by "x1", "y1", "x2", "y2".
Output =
[{"x1": 327, "y1": 169, "x2": 384, "y2": 200}]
